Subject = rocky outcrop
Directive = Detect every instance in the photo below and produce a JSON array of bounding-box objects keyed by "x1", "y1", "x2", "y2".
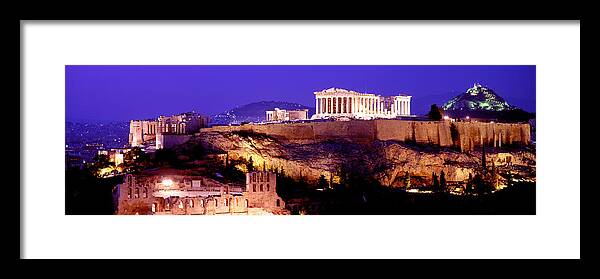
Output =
[
  {"x1": 192, "y1": 129, "x2": 536, "y2": 188},
  {"x1": 200, "y1": 119, "x2": 531, "y2": 152}
]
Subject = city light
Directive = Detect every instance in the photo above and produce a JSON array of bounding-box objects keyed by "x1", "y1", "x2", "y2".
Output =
[
  {"x1": 162, "y1": 179, "x2": 173, "y2": 187},
  {"x1": 443, "y1": 116, "x2": 449, "y2": 120}
]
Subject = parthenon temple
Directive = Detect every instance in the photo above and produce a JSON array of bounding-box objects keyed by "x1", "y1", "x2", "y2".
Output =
[{"x1": 313, "y1": 88, "x2": 412, "y2": 120}]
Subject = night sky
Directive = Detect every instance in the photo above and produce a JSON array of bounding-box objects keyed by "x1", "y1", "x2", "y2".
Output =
[{"x1": 66, "y1": 65, "x2": 535, "y2": 122}]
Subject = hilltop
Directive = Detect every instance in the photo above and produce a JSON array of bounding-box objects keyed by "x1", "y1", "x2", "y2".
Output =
[
  {"x1": 210, "y1": 101, "x2": 314, "y2": 125},
  {"x1": 441, "y1": 83, "x2": 534, "y2": 122}
]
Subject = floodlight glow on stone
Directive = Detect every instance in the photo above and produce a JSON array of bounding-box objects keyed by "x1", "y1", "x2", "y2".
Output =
[{"x1": 162, "y1": 179, "x2": 174, "y2": 187}]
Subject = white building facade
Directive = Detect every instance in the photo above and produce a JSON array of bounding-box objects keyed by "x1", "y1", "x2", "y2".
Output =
[
  {"x1": 313, "y1": 88, "x2": 412, "y2": 120},
  {"x1": 266, "y1": 108, "x2": 309, "y2": 122}
]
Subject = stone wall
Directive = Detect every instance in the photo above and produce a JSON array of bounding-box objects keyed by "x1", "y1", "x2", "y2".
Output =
[
  {"x1": 156, "y1": 134, "x2": 193, "y2": 149},
  {"x1": 201, "y1": 120, "x2": 531, "y2": 152},
  {"x1": 244, "y1": 171, "x2": 286, "y2": 211}
]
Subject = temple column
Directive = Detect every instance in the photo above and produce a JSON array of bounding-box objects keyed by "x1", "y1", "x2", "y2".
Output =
[
  {"x1": 316, "y1": 97, "x2": 319, "y2": 116},
  {"x1": 330, "y1": 97, "x2": 334, "y2": 114},
  {"x1": 361, "y1": 97, "x2": 364, "y2": 113},
  {"x1": 344, "y1": 97, "x2": 349, "y2": 114},
  {"x1": 401, "y1": 101, "x2": 406, "y2": 115},
  {"x1": 372, "y1": 98, "x2": 375, "y2": 114},
  {"x1": 399, "y1": 101, "x2": 403, "y2": 115},
  {"x1": 407, "y1": 101, "x2": 410, "y2": 116},
  {"x1": 359, "y1": 97, "x2": 362, "y2": 113},
  {"x1": 317, "y1": 98, "x2": 320, "y2": 115},
  {"x1": 373, "y1": 99, "x2": 377, "y2": 114},
  {"x1": 332, "y1": 97, "x2": 336, "y2": 114}
]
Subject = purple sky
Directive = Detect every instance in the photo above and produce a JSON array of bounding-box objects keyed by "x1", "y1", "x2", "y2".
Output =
[{"x1": 66, "y1": 65, "x2": 535, "y2": 121}]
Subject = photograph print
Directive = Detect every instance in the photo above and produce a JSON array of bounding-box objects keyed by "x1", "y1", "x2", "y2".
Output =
[{"x1": 65, "y1": 65, "x2": 536, "y2": 215}]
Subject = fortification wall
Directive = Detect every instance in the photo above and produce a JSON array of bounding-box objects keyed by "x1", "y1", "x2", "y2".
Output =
[{"x1": 201, "y1": 120, "x2": 531, "y2": 152}]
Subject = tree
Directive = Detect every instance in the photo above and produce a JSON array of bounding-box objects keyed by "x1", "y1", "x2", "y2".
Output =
[
  {"x1": 153, "y1": 148, "x2": 177, "y2": 166},
  {"x1": 440, "y1": 170, "x2": 447, "y2": 192},
  {"x1": 481, "y1": 141, "x2": 487, "y2": 174},
  {"x1": 189, "y1": 143, "x2": 205, "y2": 160},
  {"x1": 465, "y1": 173, "x2": 474, "y2": 195},
  {"x1": 89, "y1": 154, "x2": 112, "y2": 177},
  {"x1": 318, "y1": 174, "x2": 328, "y2": 189},
  {"x1": 473, "y1": 173, "x2": 494, "y2": 195},
  {"x1": 428, "y1": 104, "x2": 443, "y2": 120},
  {"x1": 432, "y1": 172, "x2": 439, "y2": 192},
  {"x1": 93, "y1": 153, "x2": 111, "y2": 168},
  {"x1": 247, "y1": 156, "x2": 254, "y2": 172},
  {"x1": 125, "y1": 147, "x2": 148, "y2": 165}
]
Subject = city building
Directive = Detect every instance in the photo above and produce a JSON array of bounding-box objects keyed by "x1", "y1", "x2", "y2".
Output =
[
  {"x1": 265, "y1": 108, "x2": 309, "y2": 122},
  {"x1": 114, "y1": 169, "x2": 288, "y2": 215},
  {"x1": 98, "y1": 148, "x2": 131, "y2": 167},
  {"x1": 313, "y1": 88, "x2": 412, "y2": 120},
  {"x1": 128, "y1": 111, "x2": 209, "y2": 149}
]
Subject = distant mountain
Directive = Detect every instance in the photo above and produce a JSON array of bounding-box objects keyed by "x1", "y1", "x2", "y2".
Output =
[
  {"x1": 442, "y1": 83, "x2": 514, "y2": 111},
  {"x1": 440, "y1": 83, "x2": 534, "y2": 122},
  {"x1": 210, "y1": 101, "x2": 315, "y2": 125}
]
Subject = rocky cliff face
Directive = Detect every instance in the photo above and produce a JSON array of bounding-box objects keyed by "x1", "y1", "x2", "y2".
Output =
[
  {"x1": 192, "y1": 130, "x2": 536, "y2": 188},
  {"x1": 202, "y1": 119, "x2": 531, "y2": 152}
]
